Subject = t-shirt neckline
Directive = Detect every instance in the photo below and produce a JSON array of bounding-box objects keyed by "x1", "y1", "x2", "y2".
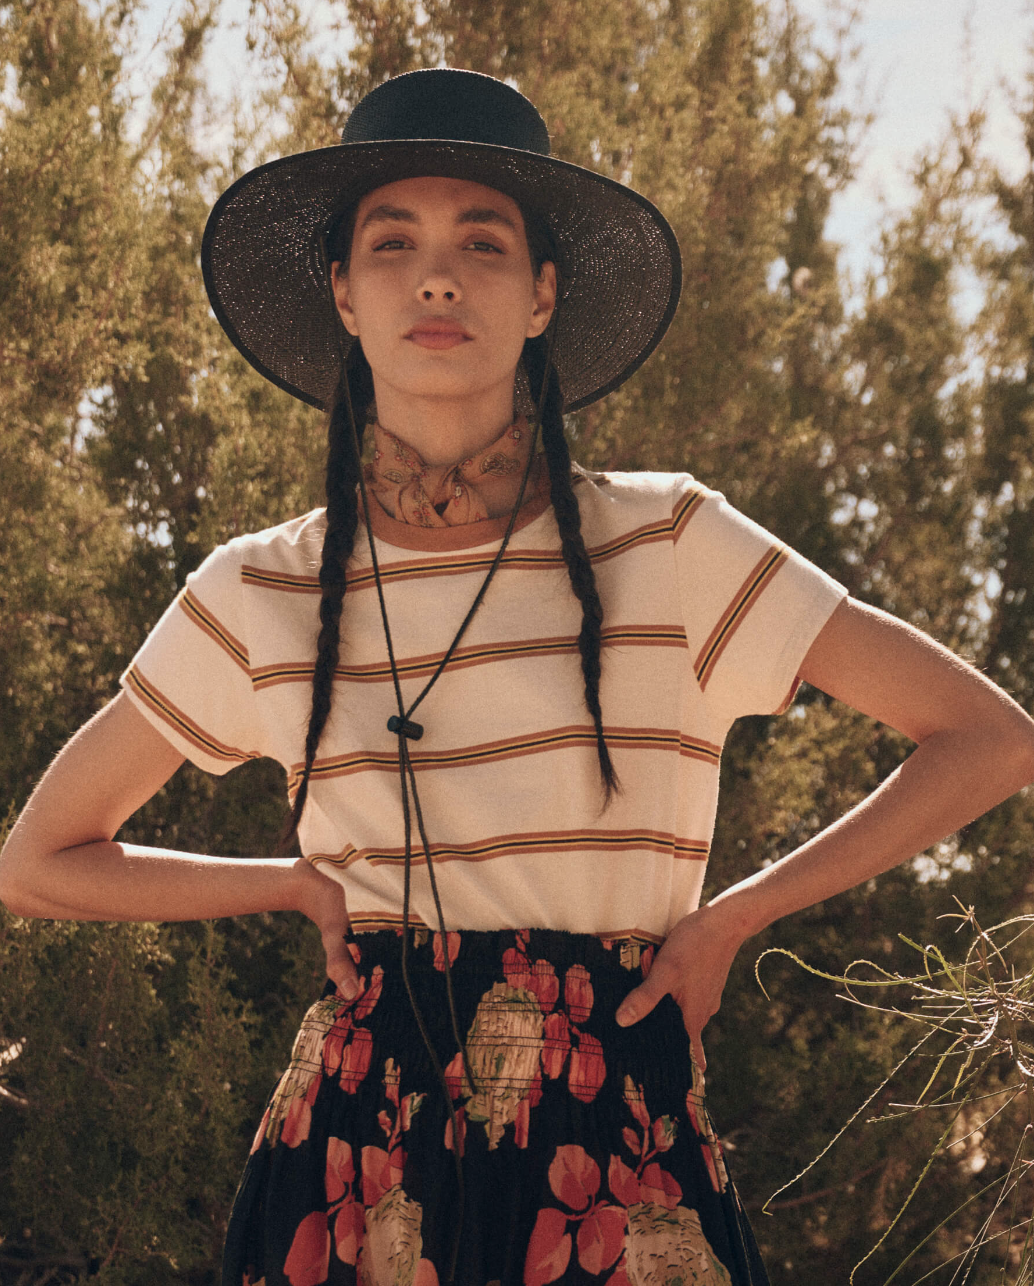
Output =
[{"x1": 359, "y1": 486, "x2": 553, "y2": 551}]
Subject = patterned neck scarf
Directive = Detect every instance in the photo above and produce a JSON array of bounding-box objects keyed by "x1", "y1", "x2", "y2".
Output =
[{"x1": 367, "y1": 418, "x2": 535, "y2": 527}]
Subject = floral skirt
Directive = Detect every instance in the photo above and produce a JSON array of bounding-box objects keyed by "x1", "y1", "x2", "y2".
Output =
[{"x1": 222, "y1": 928, "x2": 769, "y2": 1286}]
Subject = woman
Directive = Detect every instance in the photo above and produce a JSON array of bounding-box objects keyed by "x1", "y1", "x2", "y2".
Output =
[{"x1": 2, "y1": 68, "x2": 1033, "y2": 1286}]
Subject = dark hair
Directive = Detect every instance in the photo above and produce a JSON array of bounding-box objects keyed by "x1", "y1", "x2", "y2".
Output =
[
  {"x1": 280, "y1": 342, "x2": 373, "y2": 845},
  {"x1": 281, "y1": 218, "x2": 614, "y2": 847}
]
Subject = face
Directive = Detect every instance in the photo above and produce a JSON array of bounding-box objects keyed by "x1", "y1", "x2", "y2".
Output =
[{"x1": 331, "y1": 176, "x2": 556, "y2": 435}]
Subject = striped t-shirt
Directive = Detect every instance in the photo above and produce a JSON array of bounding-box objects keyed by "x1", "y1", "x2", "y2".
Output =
[{"x1": 121, "y1": 470, "x2": 847, "y2": 943}]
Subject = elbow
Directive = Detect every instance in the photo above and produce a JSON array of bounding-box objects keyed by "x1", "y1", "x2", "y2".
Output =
[
  {"x1": 994, "y1": 706, "x2": 1034, "y2": 796},
  {"x1": 0, "y1": 834, "x2": 49, "y2": 920},
  {"x1": 0, "y1": 874, "x2": 39, "y2": 920}
]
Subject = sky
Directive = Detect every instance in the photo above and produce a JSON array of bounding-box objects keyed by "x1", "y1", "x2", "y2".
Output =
[
  {"x1": 794, "y1": 0, "x2": 1034, "y2": 280},
  {"x1": 134, "y1": 0, "x2": 1034, "y2": 282}
]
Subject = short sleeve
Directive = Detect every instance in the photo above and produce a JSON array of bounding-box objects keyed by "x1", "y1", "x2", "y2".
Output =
[
  {"x1": 671, "y1": 477, "x2": 848, "y2": 720},
  {"x1": 120, "y1": 541, "x2": 265, "y2": 775}
]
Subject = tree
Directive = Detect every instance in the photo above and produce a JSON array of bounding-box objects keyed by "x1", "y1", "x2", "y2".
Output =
[{"x1": 3, "y1": 0, "x2": 1034, "y2": 1280}]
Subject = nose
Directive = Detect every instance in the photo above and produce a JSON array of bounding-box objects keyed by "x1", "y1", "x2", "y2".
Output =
[{"x1": 416, "y1": 260, "x2": 462, "y2": 305}]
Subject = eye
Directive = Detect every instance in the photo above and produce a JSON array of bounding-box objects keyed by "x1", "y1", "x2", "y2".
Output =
[
  {"x1": 468, "y1": 238, "x2": 504, "y2": 253},
  {"x1": 372, "y1": 236, "x2": 410, "y2": 251}
]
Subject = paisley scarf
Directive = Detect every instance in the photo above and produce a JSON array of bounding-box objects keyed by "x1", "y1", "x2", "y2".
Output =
[{"x1": 367, "y1": 418, "x2": 536, "y2": 527}]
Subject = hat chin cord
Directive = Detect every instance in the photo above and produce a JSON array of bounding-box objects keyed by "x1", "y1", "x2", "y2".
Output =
[{"x1": 321, "y1": 231, "x2": 560, "y2": 1285}]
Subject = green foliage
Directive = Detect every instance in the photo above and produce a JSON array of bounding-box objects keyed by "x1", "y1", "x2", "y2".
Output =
[{"x1": 2, "y1": 0, "x2": 1034, "y2": 1281}]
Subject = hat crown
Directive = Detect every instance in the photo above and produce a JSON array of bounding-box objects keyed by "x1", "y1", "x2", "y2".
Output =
[{"x1": 341, "y1": 68, "x2": 551, "y2": 155}]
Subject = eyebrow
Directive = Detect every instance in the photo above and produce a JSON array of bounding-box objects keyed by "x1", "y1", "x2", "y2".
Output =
[{"x1": 359, "y1": 203, "x2": 518, "y2": 233}]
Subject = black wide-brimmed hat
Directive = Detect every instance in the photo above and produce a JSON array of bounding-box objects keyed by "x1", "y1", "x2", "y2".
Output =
[{"x1": 202, "y1": 68, "x2": 682, "y2": 413}]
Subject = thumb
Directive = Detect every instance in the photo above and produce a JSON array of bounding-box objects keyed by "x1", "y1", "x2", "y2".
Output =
[
  {"x1": 324, "y1": 933, "x2": 360, "y2": 999},
  {"x1": 616, "y1": 978, "x2": 665, "y2": 1027}
]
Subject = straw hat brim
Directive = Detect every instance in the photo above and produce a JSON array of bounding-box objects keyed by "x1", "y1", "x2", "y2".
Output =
[{"x1": 202, "y1": 138, "x2": 682, "y2": 413}]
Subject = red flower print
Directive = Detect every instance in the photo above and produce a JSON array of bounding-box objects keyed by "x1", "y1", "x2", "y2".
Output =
[
  {"x1": 607, "y1": 1077, "x2": 683, "y2": 1212},
  {"x1": 339, "y1": 1026, "x2": 373, "y2": 1093},
  {"x1": 514, "y1": 1096, "x2": 531, "y2": 1150},
  {"x1": 527, "y1": 962, "x2": 560, "y2": 1013},
  {"x1": 433, "y1": 932, "x2": 461, "y2": 971},
  {"x1": 321, "y1": 966, "x2": 382, "y2": 1095},
  {"x1": 525, "y1": 1145, "x2": 627, "y2": 1284},
  {"x1": 576, "y1": 1206, "x2": 626, "y2": 1275},
  {"x1": 284, "y1": 1211, "x2": 330, "y2": 1286},
  {"x1": 524, "y1": 1208, "x2": 572, "y2": 1286},
  {"x1": 564, "y1": 965, "x2": 594, "y2": 1024},
  {"x1": 332, "y1": 1200, "x2": 364, "y2": 1267},
  {"x1": 399, "y1": 1091, "x2": 425, "y2": 1132},
  {"x1": 608, "y1": 1260, "x2": 632, "y2": 1286},
  {"x1": 361, "y1": 1143, "x2": 404, "y2": 1207},
  {"x1": 360, "y1": 1059, "x2": 424, "y2": 1205},
  {"x1": 444, "y1": 1105, "x2": 467, "y2": 1154},
  {"x1": 623, "y1": 1078, "x2": 651, "y2": 1130},
  {"x1": 353, "y1": 964, "x2": 384, "y2": 1020},
  {"x1": 686, "y1": 1069, "x2": 730, "y2": 1194},
  {"x1": 700, "y1": 1144, "x2": 722, "y2": 1194},
  {"x1": 608, "y1": 1155, "x2": 641, "y2": 1207},
  {"x1": 652, "y1": 1115, "x2": 677, "y2": 1152},
  {"x1": 548, "y1": 1144, "x2": 600, "y2": 1212},
  {"x1": 640, "y1": 1162, "x2": 683, "y2": 1210},
  {"x1": 541, "y1": 1012, "x2": 571, "y2": 1079},
  {"x1": 502, "y1": 934, "x2": 559, "y2": 1012},
  {"x1": 568, "y1": 1032, "x2": 606, "y2": 1103},
  {"x1": 280, "y1": 1089, "x2": 315, "y2": 1148},
  {"x1": 325, "y1": 1136, "x2": 355, "y2": 1203},
  {"x1": 444, "y1": 1050, "x2": 465, "y2": 1099},
  {"x1": 502, "y1": 947, "x2": 532, "y2": 989},
  {"x1": 384, "y1": 1057, "x2": 401, "y2": 1107}
]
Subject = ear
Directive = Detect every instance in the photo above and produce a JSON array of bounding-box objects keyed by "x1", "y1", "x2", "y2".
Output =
[
  {"x1": 330, "y1": 261, "x2": 360, "y2": 337},
  {"x1": 527, "y1": 261, "x2": 557, "y2": 339}
]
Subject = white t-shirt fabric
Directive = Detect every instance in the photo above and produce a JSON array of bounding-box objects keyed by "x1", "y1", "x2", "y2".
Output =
[{"x1": 121, "y1": 470, "x2": 848, "y2": 942}]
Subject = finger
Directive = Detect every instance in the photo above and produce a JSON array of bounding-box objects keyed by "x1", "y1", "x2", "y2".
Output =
[
  {"x1": 615, "y1": 978, "x2": 666, "y2": 1027},
  {"x1": 324, "y1": 931, "x2": 361, "y2": 998}
]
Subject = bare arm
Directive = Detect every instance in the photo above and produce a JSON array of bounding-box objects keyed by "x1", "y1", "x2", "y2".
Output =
[
  {"x1": 616, "y1": 598, "x2": 1034, "y2": 1064},
  {"x1": 0, "y1": 692, "x2": 359, "y2": 993}
]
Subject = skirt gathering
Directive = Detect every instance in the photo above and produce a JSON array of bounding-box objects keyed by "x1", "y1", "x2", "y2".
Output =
[{"x1": 222, "y1": 928, "x2": 770, "y2": 1286}]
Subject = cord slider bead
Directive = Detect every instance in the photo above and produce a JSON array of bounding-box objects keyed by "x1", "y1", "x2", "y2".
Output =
[{"x1": 388, "y1": 715, "x2": 424, "y2": 740}]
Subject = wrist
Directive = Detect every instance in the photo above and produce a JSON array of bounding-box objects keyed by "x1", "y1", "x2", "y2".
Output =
[
  {"x1": 703, "y1": 879, "x2": 773, "y2": 943},
  {"x1": 291, "y1": 854, "x2": 333, "y2": 916}
]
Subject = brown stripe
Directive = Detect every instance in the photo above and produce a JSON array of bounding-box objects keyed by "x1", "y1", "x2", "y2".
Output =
[
  {"x1": 313, "y1": 828, "x2": 710, "y2": 870},
  {"x1": 252, "y1": 626, "x2": 688, "y2": 690},
  {"x1": 342, "y1": 914, "x2": 666, "y2": 945},
  {"x1": 180, "y1": 589, "x2": 250, "y2": 672},
  {"x1": 292, "y1": 723, "x2": 718, "y2": 787},
  {"x1": 694, "y1": 547, "x2": 788, "y2": 691},
  {"x1": 124, "y1": 668, "x2": 258, "y2": 766},
  {"x1": 671, "y1": 488, "x2": 706, "y2": 540}
]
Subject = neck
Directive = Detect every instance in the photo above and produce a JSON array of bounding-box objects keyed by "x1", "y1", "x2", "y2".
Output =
[{"x1": 372, "y1": 382, "x2": 518, "y2": 467}]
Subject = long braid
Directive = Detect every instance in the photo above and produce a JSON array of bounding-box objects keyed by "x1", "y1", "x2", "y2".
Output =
[
  {"x1": 523, "y1": 335, "x2": 619, "y2": 804},
  {"x1": 280, "y1": 344, "x2": 374, "y2": 847}
]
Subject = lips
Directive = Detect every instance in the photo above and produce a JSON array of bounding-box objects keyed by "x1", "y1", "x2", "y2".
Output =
[{"x1": 405, "y1": 320, "x2": 472, "y2": 350}]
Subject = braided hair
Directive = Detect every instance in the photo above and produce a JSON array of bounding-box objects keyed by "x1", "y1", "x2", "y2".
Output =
[
  {"x1": 523, "y1": 334, "x2": 618, "y2": 803},
  {"x1": 280, "y1": 342, "x2": 373, "y2": 847}
]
